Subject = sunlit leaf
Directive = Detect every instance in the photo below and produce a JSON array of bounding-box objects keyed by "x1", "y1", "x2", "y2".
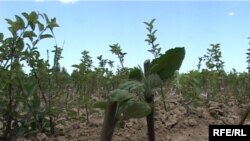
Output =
[
  {"x1": 150, "y1": 47, "x2": 185, "y2": 81},
  {"x1": 21, "y1": 12, "x2": 29, "y2": 20},
  {"x1": 30, "y1": 11, "x2": 38, "y2": 22},
  {"x1": 116, "y1": 100, "x2": 133, "y2": 117},
  {"x1": 37, "y1": 21, "x2": 45, "y2": 31},
  {"x1": 109, "y1": 89, "x2": 133, "y2": 103},
  {"x1": 125, "y1": 102, "x2": 151, "y2": 118},
  {"x1": 15, "y1": 15, "x2": 25, "y2": 29},
  {"x1": 43, "y1": 13, "x2": 50, "y2": 24},
  {"x1": 148, "y1": 74, "x2": 163, "y2": 88},
  {"x1": 118, "y1": 81, "x2": 144, "y2": 91},
  {"x1": 23, "y1": 31, "x2": 37, "y2": 41},
  {"x1": 5, "y1": 18, "x2": 14, "y2": 26},
  {"x1": 16, "y1": 39, "x2": 24, "y2": 51}
]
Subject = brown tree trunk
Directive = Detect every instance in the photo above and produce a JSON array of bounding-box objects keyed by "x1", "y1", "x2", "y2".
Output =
[{"x1": 100, "y1": 101, "x2": 118, "y2": 141}]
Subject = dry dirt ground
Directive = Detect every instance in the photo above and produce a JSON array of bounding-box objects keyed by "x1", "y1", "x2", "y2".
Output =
[{"x1": 18, "y1": 94, "x2": 249, "y2": 141}]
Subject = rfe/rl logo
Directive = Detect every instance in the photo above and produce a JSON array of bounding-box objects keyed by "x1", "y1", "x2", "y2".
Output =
[{"x1": 213, "y1": 129, "x2": 247, "y2": 136}]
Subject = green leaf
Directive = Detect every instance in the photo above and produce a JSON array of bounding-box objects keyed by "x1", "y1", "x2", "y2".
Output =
[
  {"x1": 93, "y1": 101, "x2": 107, "y2": 110},
  {"x1": 6, "y1": 19, "x2": 18, "y2": 34},
  {"x1": 43, "y1": 13, "x2": 50, "y2": 24},
  {"x1": 30, "y1": 11, "x2": 38, "y2": 21},
  {"x1": 48, "y1": 18, "x2": 59, "y2": 30},
  {"x1": 0, "y1": 33, "x2": 3, "y2": 42},
  {"x1": 40, "y1": 34, "x2": 53, "y2": 40},
  {"x1": 116, "y1": 100, "x2": 133, "y2": 117},
  {"x1": 37, "y1": 21, "x2": 45, "y2": 31},
  {"x1": 27, "y1": 11, "x2": 38, "y2": 31},
  {"x1": 149, "y1": 18, "x2": 156, "y2": 25},
  {"x1": 51, "y1": 18, "x2": 59, "y2": 27},
  {"x1": 150, "y1": 47, "x2": 185, "y2": 81},
  {"x1": 5, "y1": 18, "x2": 14, "y2": 26},
  {"x1": 125, "y1": 102, "x2": 151, "y2": 118},
  {"x1": 15, "y1": 15, "x2": 25, "y2": 29},
  {"x1": 16, "y1": 39, "x2": 24, "y2": 51},
  {"x1": 23, "y1": 31, "x2": 37, "y2": 41},
  {"x1": 21, "y1": 12, "x2": 29, "y2": 20},
  {"x1": 29, "y1": 22, "x2": 36, "y2": 31},
  {"x1": 118, "y1": 81, "x2": 144, "y2": 91},
  {"x1": 109, "y1": 89, "x2": 133, "y2": 103},
  {"x1": 148, "y1": 74, "x2": 163, "y2": 88}
]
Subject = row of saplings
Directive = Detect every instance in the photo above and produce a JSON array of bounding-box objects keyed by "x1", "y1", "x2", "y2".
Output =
[{"x1": 97, "y1": 48, "x2": 250, "y2": 141}]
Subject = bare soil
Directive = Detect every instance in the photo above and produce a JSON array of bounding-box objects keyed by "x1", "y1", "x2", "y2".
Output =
[{"x1": 18, "y1": 94, "x2": 249, "y2": 141}]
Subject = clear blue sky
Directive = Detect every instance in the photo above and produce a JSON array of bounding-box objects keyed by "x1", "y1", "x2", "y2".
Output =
[{"x1": 1, "y1": 0, "x2": 250, "y2": 73}]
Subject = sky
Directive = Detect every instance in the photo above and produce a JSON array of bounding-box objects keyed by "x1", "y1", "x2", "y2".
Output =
[{"x1": 1, "y1": 0, "x2": 250, "y2": 74}]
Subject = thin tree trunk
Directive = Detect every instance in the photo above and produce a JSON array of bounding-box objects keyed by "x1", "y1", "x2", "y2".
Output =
[
  {"x1": 145, "y1": 95, "x2": 155, "y2": 141},
  {"x1": 144, "y1": 60, "x2": 155, "y2": 141},
  {"x1": 100, "y1": 101, "x2": 118, "y2": 141}
]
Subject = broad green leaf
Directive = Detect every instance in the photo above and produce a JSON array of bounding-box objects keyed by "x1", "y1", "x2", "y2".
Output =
[
  {"x1": 8, "y1": 27, "x2": 15, "y2": 35},
  {"x1": 109, "y1": 89, "x2": 133, "y2": 103},
  {"x1": 15, "y1": 15, "x2": 25, "y2": 29},
  {"x1": 16, "y1": 39, "x2": 24, "y2": 51},
  {"x1": 150, "y1": 47, "x2": 185, "y2": 81},
  {"x1": 48, "y1": 18, "x2": 59, "y2": 31},
  {"x1": 23, "y1": 31, "x2": 37, "y2": 41},
  {"x1": 6, "y1": 19, "x2": 18, "y2": 34},
  {"x1": 149, "y1": 18, "x2": 156, "y2": 25},
  {"x1": 37, "y1": 21, "x2": 45, "y2": 31},
  {"x1": 44, "y1": 13, "x2": 50, "y2": 24},
  {"x1": 21, "y1": 12, "x2": 29, "y2": 21},
  {"x1": 5, "y1": 18, "x2": 14, "y2": 26},
  {"x1": 51, "y1": 18, "x2": 59, "y2": 27},
  {"x1": 28, "y1": 11, "x2": 38, "y2": 30},
  {"x1": 40, "y1": 34, "x2": 53, "y2": 40},
  {"x1": 29, "y1": 21, "x2": 36, "y2": 31},
  {"x1": 125, "y1": 102, "x2": 151, "y2": 118},
  {"x1": 30, "y1": 11, "x2": 38, "y2": 21},
  {"x1": 148, "y1": 74, "x2": 163, "y2": 88},
  {"x1": 93, "y1": 101, "x2": 107, "y2": 110},
  {"x1": 118, "y1": 81, "x2": 144, "y2": 91},
  {"x1": 116, "y1": 100, "x2": 133, "y2": 117}
]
